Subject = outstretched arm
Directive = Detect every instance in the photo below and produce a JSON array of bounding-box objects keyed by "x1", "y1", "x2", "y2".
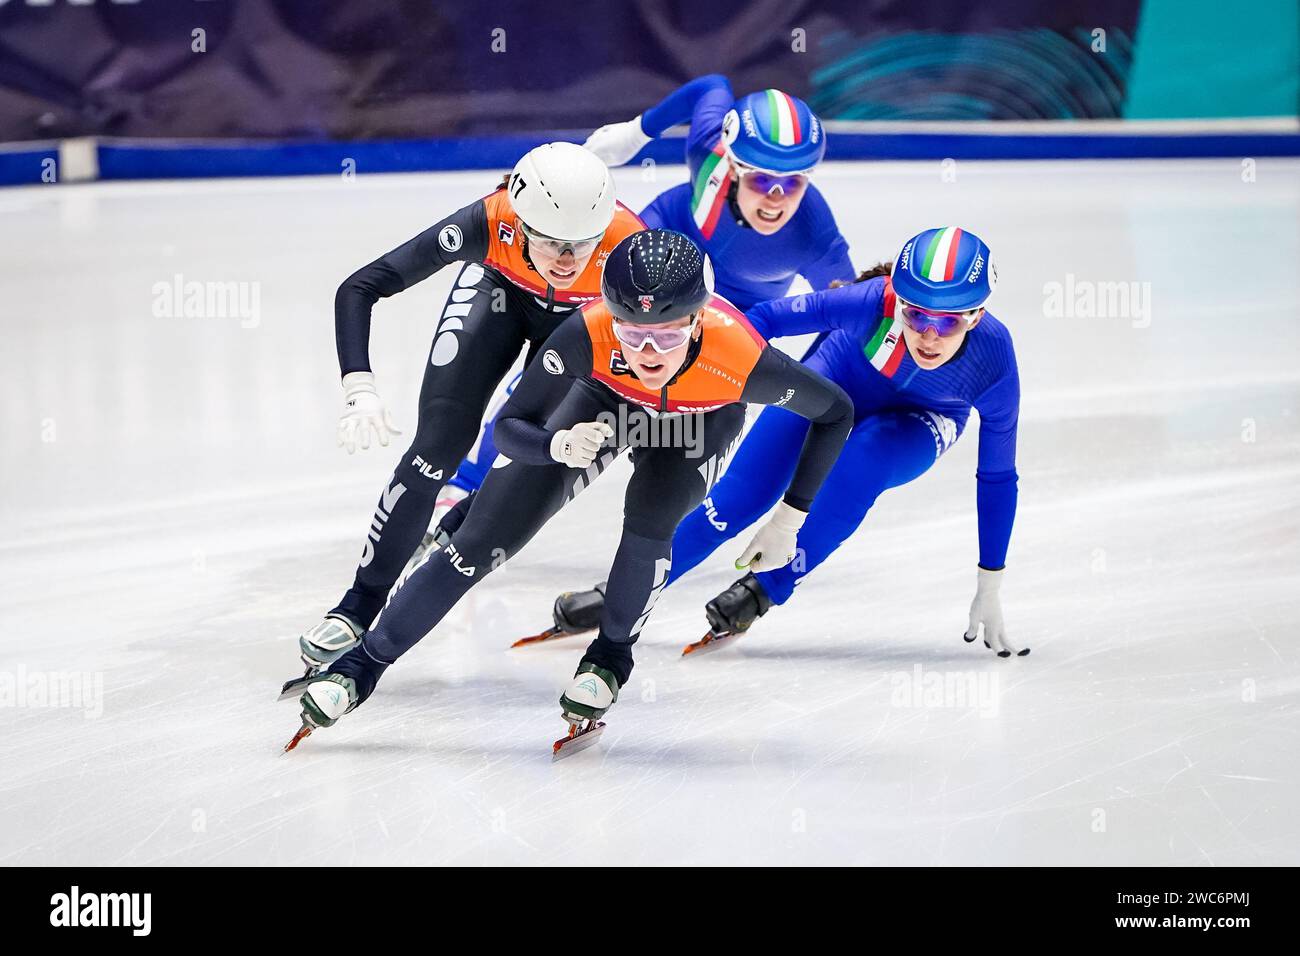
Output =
[
  {"x1": 972, "y1": 365, "x2": 1020, "y2": 572},
  {"x1": 643, "y1": 74, "x2": 733, "y2": 136},
  {"x1": 746, "y1": 278, "x2": 885, "y2": 341},
  {"x1": 584, "y1": 75, "x2": 734, "y2": 166},
  {"x1": 964, "y1": 355, "x2": 1022, "y2": 656}
]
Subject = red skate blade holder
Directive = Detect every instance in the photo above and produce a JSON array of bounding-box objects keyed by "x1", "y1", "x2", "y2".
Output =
[
  {"x1": 681, "y1": 628, "x2": 741, "y2": 657},
  {"x1": 511, "y1": 626, "x2": 571, "y2": 649},
  {"x1": 552, "y1": 720, "x2": 606, "y2": 760}
]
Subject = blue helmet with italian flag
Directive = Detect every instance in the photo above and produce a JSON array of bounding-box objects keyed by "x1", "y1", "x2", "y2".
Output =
[
  {"x1": 721, "y1": 89, "x2": 825, "y2": 174},
  {"x1": 891, "y1": 226, "x2": 997, "y2": 313}
]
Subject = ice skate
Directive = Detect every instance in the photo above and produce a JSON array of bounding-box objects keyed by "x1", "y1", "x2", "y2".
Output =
[
  {"x1": 553, "y1": 662, "x2": 618, "y2": 759},
  {"x1": 278, "y1": 612, "x2": 366, "y2": 700},
  {"x1": 682, "y1": 572, "x2": 772, "y2": 656},
  {"x1": 282, "y1": 673, "x2": 360, "y2": 753},
  {"x1": 512, "y1": 581, "x2": 606, "y2": 648}
]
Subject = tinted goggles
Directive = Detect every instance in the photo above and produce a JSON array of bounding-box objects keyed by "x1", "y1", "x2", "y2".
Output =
[
  {"x1": 739, "y1": 169, "x2": 810, "y2": 196},
  {"x1": 899, "y1": 302, "x2": 977, "y2": 337},
  {"x1": 519, "y1": 221, "x2": 603, "y2": 258},
  {"x1": 611, "y1": 314, "x2": 699, "y2": 354}
]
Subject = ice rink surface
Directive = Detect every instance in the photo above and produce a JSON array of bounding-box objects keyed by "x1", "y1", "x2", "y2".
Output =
[{"x1": 2, "y1": 158, "x2": 1298, "y2": 866}]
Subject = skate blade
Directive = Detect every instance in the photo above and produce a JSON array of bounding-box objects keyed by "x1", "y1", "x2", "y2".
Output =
[
  {"x1": 681, "y1": 628, "x2": 740, "y2": 657},
  {"x1": 552, "y1": 721, "x2": 605, "y2": 761},
  {"x1": 282, "y1": 723, "x2": 313, "y2": 754},
  {"x1": 277, "y1": 671, "x2": 316, "y2": 702},
  {"x1": 511, "y1": 626, "x2": 588, "y2": 649}
]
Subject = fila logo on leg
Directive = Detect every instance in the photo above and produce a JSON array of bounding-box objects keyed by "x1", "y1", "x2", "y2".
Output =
[
  {"x1": 412, "y1": 455, "x2": 444, "y2": 480},
  {"x1": 445, "y1": 541, "x2": 476, "y2": 577}
]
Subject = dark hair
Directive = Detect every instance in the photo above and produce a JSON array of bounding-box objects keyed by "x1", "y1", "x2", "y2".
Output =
[{"x1": 829, "y1": 261, "x2": 892, "y2": 289}]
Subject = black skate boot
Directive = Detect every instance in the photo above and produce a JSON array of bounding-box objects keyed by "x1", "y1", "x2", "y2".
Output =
[
  {"x1": 511, "y1": 581, "x2": 607, "y2": 648},
  {"x1": 554, "y1": 581, "x2": 607, "y2": 633},
  {"x1": 684, "y1": 573, "x2": 773, "y2": 656}
]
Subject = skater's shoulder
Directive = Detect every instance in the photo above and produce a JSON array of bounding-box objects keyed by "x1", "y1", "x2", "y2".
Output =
[
  {"x1": 963, "y1": 311, "x2": 1019, "y2": 383},
  {"x1": 697, "y1": 295, "x2": 766, "y2": 379},
  {"x1": 702, "y1": 294, "x2": 764, "y2": 343},
  {"x1": 480, "y1": 186, "x2": 513, "y2": 221},
  {"x1": 793, "y1": 184, "x2": 838, "y2": 230},
  {"x1": 970, "y1": 310, "x2": 1016, "y2": 354},
  {"x1": 580, "y1": 300, "x2": 619, "y2": 347}
]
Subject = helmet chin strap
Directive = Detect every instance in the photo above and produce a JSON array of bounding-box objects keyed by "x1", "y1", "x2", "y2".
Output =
[{"x1": 518, "y1": 218, "x2": 539, "y2": 273}]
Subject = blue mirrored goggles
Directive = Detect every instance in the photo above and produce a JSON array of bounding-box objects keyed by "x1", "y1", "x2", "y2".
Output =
[
  {"x1": 740, "y1": 170, "x2": 809, "y2": 195},
  {"x1": 899, "y1": 302, "x2": 978, "y2": 337}
]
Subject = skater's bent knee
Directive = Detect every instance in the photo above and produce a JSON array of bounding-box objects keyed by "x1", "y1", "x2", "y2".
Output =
[{"x1": 622, "y1": 508, "x2": 684, "y2": 542}]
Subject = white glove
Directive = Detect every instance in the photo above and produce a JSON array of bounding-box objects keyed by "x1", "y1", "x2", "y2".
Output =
[
  {"x1": 736, "y1": 501, "x2": 807, "y2": 573},
  {"x1": 963, "y1": 567, "x2": 1027, "y2": 657},
  {"x1": 550, "y1": 421, "x2": 614, "y2": 469},
  {"x1": 337, "y1": 371, "x2": 401, "y2": 454},
  {"x1": 582, "y1": 115, "x2": 652, "y2": 166}
]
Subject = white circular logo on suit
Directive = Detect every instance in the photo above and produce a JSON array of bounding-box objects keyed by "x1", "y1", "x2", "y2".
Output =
[
  {"x1": 542, "y1": 349, "x2": 565, "y2": 375},
  {"x1": 438, "y1": 224, "x2": 463, "y2": 252}
]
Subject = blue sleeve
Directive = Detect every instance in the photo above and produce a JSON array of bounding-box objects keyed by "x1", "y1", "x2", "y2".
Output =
[
  {"x1": 639, "y1": 190, "x2": 671, "y2": 229},
  {"x1": 641, "y1": 74, "x2": 732, "y2": 137},
  {"x1": 797, "y1": 190, "x2": 855, "y2": 291},
  {"x1": 685, "y1": 81, "x2": 738, "y2": 168},
  {"x1": 746, "y1": 279, "x2": 883, "y2": 340},
  {"x1": 801, "y1": 234, "x2": 854, "y2": 291},
  {"x1": 739, "y1": 347, "x2": 854, "y2": 511},
  {"x1": 972, "y1": 348, "x2": 1020, "y2": 570}
]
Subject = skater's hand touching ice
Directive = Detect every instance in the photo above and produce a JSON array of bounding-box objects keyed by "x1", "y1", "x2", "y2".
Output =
[
  {"x1": 550, "y1": 421, "x2": 615, "y2": 469},
  {"x1": 582, "y1": 117, "x2": 652, "y2": 167},
  {"x1": 963, "y1": 567, "x2": 1028, "y2": 657},
  {"x1": 736, "y1": 502, "x2": 806, "y2": 573},
  {"x1": 337, "y1": 371, "x2": 401, "y2": 454}
]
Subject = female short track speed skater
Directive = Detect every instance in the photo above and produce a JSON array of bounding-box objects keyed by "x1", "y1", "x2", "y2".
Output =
[
  {"x1": 289, "y1": 143, "x2": 644, "y2": 689},
  {"x1": 586, "y1": 75, "x2": 853, "y2": 299},
  {"x1": 438, "y1": 75, "x2": 855, "y2": 504},
  {"x1": 282, "y1": 230, "x2": 854, "y2": 755},
  {"x1": 545, "y1": 227, "x2": 1026, "y2": 658}
]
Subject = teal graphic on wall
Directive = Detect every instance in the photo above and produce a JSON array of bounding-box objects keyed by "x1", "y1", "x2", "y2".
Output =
[{"x1": 1125, "y1": 0, "x2": 1300, "y2": 118}]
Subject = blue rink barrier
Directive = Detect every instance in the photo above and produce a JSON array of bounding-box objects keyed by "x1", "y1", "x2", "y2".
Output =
[
  {"x1": 829, "y1": 130, "x2": 1300, "y2": 160},
  {"x1": 0, "y1": 142, "x2": 59, "y2": 186},
  {"x1": 2, "y1": 123, "x2": 1297, "y2": 185}
]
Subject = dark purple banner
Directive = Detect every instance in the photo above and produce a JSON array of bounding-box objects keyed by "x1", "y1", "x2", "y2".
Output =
[{"x1": 0, "y1": 0, "x2": 1143, "y2": 143}]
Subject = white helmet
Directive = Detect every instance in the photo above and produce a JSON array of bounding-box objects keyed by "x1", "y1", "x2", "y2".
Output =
[{"x1": 508, "y1": 142, "x2": 616, "y2": 241}]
